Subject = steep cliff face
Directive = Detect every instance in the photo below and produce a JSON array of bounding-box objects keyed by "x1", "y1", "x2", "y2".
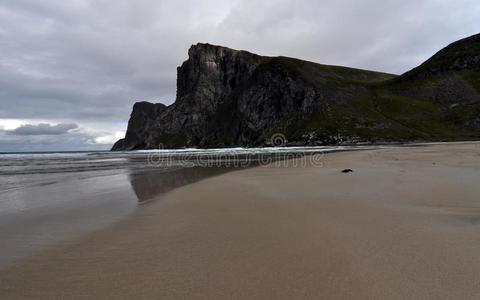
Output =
[
  {"x1": 113, "y1": 35, "x2": 480, "y2": 150},
  {"x1": 113, "y1": 44, "x2": 267, "y2": 150},
  {"x1": 111, "y1": 101, "x2": 166, "y2": 150}
]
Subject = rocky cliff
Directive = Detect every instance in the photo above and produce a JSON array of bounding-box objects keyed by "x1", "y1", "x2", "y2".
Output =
[{"x1": 112, "y1": 34, "x2": 480, "y2": 150}]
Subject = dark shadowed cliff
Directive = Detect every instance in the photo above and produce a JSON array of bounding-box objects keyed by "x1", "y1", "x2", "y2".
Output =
[{"x1": 112, "y1": 34, "x2": 480, "y2": 150}]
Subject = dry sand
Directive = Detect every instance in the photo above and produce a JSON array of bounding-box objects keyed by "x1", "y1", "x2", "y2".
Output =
[{"x1": 1, "y1": 142, "x2": 480, "y2": 299}]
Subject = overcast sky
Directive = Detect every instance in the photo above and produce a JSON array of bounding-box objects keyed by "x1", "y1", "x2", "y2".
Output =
[{"x1": 0, "y1": 0, "x2": 479, "y2": 151}]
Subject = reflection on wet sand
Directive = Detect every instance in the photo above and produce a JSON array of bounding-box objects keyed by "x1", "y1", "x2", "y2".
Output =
[
  {"x1": 129, "y1": 166, "x2": 241, "y2": 203},
  {"x1": 127, "y1": 152, "x2": 317, "y2": 203}
]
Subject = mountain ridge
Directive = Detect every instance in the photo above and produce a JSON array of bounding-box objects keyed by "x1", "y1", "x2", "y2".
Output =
[{"x1": 112, "y1": 34, "x2": 480, "y2": 150}]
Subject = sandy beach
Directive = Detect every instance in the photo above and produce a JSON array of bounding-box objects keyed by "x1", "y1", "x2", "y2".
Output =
[{"x1": 1, "y1": 142, "x2": 480, "y2": 299}]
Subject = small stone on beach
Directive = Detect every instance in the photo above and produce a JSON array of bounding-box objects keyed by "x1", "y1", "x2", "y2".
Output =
[{"x1": 341, "y1": 169, "x2": 353, "y2": 173}]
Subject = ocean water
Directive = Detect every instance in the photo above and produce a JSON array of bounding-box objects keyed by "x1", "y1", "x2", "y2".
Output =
[{"x1": 0, "y1": 146, "x2": 382, "y2": 268}]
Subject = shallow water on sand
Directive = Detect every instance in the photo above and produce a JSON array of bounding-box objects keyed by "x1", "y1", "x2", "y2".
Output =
[{"x1": 0, "y1": 146, "x2": 381, "y2": 268}]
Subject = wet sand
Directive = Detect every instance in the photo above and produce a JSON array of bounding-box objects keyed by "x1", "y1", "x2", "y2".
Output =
[{"x1": 1, "y1": 142, "x2": 480, "y2": 299}]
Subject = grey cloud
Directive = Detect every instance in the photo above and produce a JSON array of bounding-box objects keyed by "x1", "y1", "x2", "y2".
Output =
[
  {"x1": 9, "y1": 123, "x2": 78, "y2": 135},
  {"x1": 0, "y1": 124, "x2": 116, "y2": 152}
]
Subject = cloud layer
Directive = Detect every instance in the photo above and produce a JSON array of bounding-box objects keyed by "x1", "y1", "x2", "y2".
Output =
[
  {"x1": 10, "y1": 123, "x2": 78, "y2": 135},
  {"x1": 0, "y1": 121, "x2": 123, "y2": 152},
  {"x1": 0, "y1": 0, "x2": 479, "y2": 151}
]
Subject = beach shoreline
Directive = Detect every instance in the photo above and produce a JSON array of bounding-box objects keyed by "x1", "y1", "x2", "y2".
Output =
[{"x1": 1, "y1": 142, "x2": 480, "y2": 299}]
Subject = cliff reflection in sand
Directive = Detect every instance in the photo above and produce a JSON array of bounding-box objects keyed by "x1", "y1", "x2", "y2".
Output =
[
  {"x1": 127, "y1": 151, "x2": 315, "y2": 203},
  {"x1": 128, "y1": 166, "x2": 238, "y2": 203}
]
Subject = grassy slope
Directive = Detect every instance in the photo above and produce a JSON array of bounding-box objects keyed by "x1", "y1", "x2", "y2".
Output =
[
  {"x1": 262, "y1": 48, "x2": 480, "y2": 143},
  {"x1": 163, "y1": 37, "x2": 480, "y2": 147}
]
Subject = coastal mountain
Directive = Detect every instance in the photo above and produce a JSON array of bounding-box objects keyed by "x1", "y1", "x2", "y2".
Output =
[{"x1": 112, "y1": 34, "x2": 480, "y2": 150}]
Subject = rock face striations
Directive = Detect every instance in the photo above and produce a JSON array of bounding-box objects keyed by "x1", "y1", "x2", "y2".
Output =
[{"x1": 112, "y1": 34, "x2": 480, "y2": 150}]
